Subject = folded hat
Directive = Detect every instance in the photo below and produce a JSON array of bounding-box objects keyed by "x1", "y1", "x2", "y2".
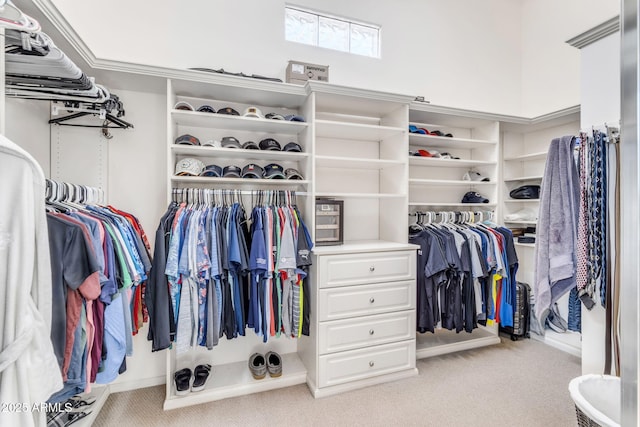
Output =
[
  {"x1": 217, "y1": 107, "x2": 240, "y2": 116},
  {"x1": 265, "y1": 112, "x2": 285, "y2": 120},
  {"x1": 174, "y1": 101, "x2": 194, "y2": 111},
  {"x1": 242, "y1": 140, "x2": 259, "y2": 150},
  {"x1": 510, "y1": 185, "x2": 540, "y2": 199},
  {"x1": 284, "y1": 114, "x2": 306, "y2": 122},
  {"x1": 197, "y1": 105, "x2": 216, "y2": 113},
  {"x1": 283, "y1": 142, "x2": 302, "y2": 152},
  {"x1": 221, "y1": 136, "x2": 242, "y2": 149},
  {"x1": 518, "y1": 236, "x2": 536, "y2": 244},
  {"x1": 409, "y1": 125, "x2": 427, "y2": 134},
  {"x1": 200, "y1": 164, "x2": 223, "y2": 177},
  {"x1": 175, "y1": 158, "x2": 205, "y2": 176},
  {"x1": 243, "y1": 106, "x2": 264, "y2": 119},
  {"x1": 264, "y1": 163, "x2": 286, "y2": 179},
  {"x1": 463, "y1": 170, "x2": 490, "y2": 182},
  {"x1": 222, "y1": 165, "x2": 242, "y2": 178},
  {"x1": 461, "y1": 191, "x2": 489, "y2": 204},
  {"x1": 242, "y1": 164, "x2": 264, "y2": 179},
  {"x1": 175, "y1": 134, "x2": 201, "y2": 146},
  {"x1": 285, "y1": 168, "x2": 304, "y2": 180},
  {"x1": 259, "y1": 138, "x2": 281, "y2": 151},
  {"x1": 504, "y1": 208, "x2": 538, "y2": 221}
]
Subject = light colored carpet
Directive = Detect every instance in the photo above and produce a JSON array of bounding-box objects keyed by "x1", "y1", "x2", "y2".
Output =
[{"x1": 94, "y1": 336, "x2": 580, "y2": 427}]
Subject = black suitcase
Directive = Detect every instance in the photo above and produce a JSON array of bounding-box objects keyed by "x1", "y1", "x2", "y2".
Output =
[{"x1": 500, "y1": 281, "x2": 531, "y2": 341}]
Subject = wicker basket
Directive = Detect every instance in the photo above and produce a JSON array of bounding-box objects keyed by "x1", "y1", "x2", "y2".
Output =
[{"x1": 569, "y1": 375, "x2": 620, "y2": 427}]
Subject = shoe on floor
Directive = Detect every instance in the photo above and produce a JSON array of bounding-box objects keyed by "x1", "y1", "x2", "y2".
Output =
[
  {"x1": 265, "y1": 351, "x2": 282, "y2": 377},
  {"x1": 249, "y1": 353, "x2": 267, "y2": 380},
  {"x1": 174, "y1": 368, "x2": 192, "y2": 395},
  {"x1": 192, "y1": 364, "x2": 212, "y2": 392}
]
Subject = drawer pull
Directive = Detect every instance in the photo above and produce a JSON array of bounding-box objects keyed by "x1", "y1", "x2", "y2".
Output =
[
  {"x1": 369, "y1": 266, "x2": 375, "y2": 272},
  {"x1": 369, "y1": 329, "x2": 375, "y2": 335},
  {"x1": 369, "y1": 297, "x2": 375, "y2": 304},
  {"x1": 369, "y1": 361, "x2": 375, "y2": 367}
]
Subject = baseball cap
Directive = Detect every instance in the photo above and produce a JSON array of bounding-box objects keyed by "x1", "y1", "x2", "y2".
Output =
[
  {"x1": 285, "y1": 168, "x2": 304, "y2": 180},
  {"x1": 175, "y1": 158, "x2": 205, "y2": 176},
  {"x1": 409, "y1": 125, "x2": 427, "y2": 134},
  {"x1": 284, "y1": 114, "x2": 306, "y2": 122},
  {"x1": 440, "y1": 152, "x2": 460, "y2": 159},
  {"x1": 222, "y1": 165, "x2": 242, "y2": 178},
  {"x1": 461, "y1": 191, "x2": 489, "y2": 203},
  {"x1": 263, "y1": 163, "x2": 286, "y2": 179},
  {"x1": 174, "y1": 101, "x2": 194, "y2": 111},
  {"x1": 200, "y1": 164, "x2": 223, "y2": 177},
  {"x1": 463, "y1": 170, "x2": 490, "y2": 182},
  {"x1": 202, "y1": 139, "x2": 221, "y2": 148},
  {"x1": 283, "y1": 142, "x2": 302, "y2": 152},
  {"x1": 221, "y1": 136, "x2": 242, "y2": 149},
  {"x1": 242, "y1": 140, "x2": 260, "y2": 150},
  {"x1": 217, "y1": 107, "x2": 240, "y2": 116},
  {"x1": 510, "y1": 185, "x2": 540, "y2": 199},
  {"x1": 241, "y1": 164, "x2": 264, "y2": 179},
  {"x1": 243, "y1": 106, "x2": 264, "y2": 119},
  {"x1": 197, "y1": 105, "x2": 216, "y2": 113},
  {"x1": 259, "y1": 138, "x2": 281, "y2": 151},
  {"x1": 175, "y1": 134, "x2": 200, "y2": 146},
  {"x1": 265, "y1": 112, "x2": 285, "y2": 120}
]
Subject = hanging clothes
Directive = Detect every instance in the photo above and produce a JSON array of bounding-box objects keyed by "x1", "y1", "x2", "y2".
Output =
[
  {"x1": 43, "y1": 186, "x2": 151, "y2": 403},
  {"x1": 0, "y1": 135, "x2": 62, "y2": 427},
  {"x1": 409, "y1": 214, "x2": 518, "y2": 334},
  {"x1": 147, "y1": 191, "x2": 313, "y2": 353}
]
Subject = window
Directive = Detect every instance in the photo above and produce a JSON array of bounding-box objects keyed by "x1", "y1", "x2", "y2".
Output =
[{"x1": 285, "y1": 6, "x2": 380, "y2": 58}]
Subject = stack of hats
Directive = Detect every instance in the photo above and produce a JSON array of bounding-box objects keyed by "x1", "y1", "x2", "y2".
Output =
[
  {"x1": 173, "y1": 102, "x2": 306, "y2": 122},
  {"x1": 174, "y1": 158, "x2": 304, "y2": 180},
  {"x1": 174, "y1": 134, "x2": 303, "y2": 153}
]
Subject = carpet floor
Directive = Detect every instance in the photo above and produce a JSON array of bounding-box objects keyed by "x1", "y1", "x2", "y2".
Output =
[{"x1": 94, "y1": 336, "x2": 581, "y2": 427}]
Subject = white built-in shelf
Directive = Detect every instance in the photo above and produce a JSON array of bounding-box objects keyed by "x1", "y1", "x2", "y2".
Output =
[
  {"x1": 504, "y1": 175, "x2": 543, "y2": 182},
  {"x1": 315, "y1": 155, "x2": 404, "y2": 170},
  {"x1": 503, "y1": 220, "x2": 537, "y2": 225},
  {"x1": 172, "y1": 145, "x2": 310, "y2": 161},
  {"x1": 409, "y1": 157, "x2": 496, "y2": 168},
  {"x1": 164, "y1": 353, "x2": 307, "y2": 410},
  {"x1": 172, "y1": 176, "x2": 309, "y2": 186},
  {"x1": 313, "y1": 240, "x2": 419, "y2": 255},
  {"x1": 409, "y1": 202, "x2": 497, "y2": 208},
  {"x1": 409, "y1": 179, "x2": 495, "y2": 186},
  {"x1": 515, "y1": 242, "x2": 536, "y2": 248},
  {"x1": 504, "y1": 151, "x2": 547, "y2": 161},
  {"x1": 316, "y1": 192, "x2": 405, "y2": 199},
  {"x1": 315, "y1": 119, "x2": 405, "y2": 141},
  {"x1": 409, "y1": 133, "x2": 497, "y2": 150},
  {"x1": 74, "y1": 386, "x2": 110, "y2": 427},
  {"x1": 504, "y1": 199, "x2": 540, "y2": 203},
  {"x1": 415, "y1": 326, "x2": 500, "y2": 359},
  {"x1": 171, "y1": 110, "x2": 308, "y2": 135}
]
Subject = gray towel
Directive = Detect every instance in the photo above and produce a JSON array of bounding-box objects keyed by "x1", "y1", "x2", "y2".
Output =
[{"x1": 534, "y1": 135, "x2": 580, "y2": 325}]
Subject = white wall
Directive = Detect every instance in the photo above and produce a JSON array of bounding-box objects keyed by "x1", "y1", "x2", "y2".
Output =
[
  {"x1": 49, "y1": 0, "x2": 524, "y2": 115},
  {"x1": 520, "y1": 0, "x2": 620, "y2": 117}
]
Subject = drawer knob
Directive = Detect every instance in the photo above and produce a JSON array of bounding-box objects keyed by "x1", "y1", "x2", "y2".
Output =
[
  {"x1": 369, "y1": 329, "x2": 375, "y2": 335},
  {"x1": 369, "y1": 361, "x2": 375, "y2": 367},
  {"x1": 369, "y1": 266, "x2": 375, "y2": 272},
  {"x1": 369, "y1": 297, "x2": 375, "y2": 304}
]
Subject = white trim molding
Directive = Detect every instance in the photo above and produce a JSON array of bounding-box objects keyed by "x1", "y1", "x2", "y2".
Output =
[{"x1": 566, "y1": 16, "x2": 620, "y2": 49}]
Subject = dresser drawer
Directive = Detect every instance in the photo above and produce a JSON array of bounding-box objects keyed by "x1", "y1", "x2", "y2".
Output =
[
  {"x1": 318, "y1": 340, "x2": 415, "y2": 388},
  {"x1": 319, "y1": 311, "x2": 414, "y2": 354},
  {"x1": 317, "y1": 251, "x2": 415, "y2": 288},
  {"x1": 318, "y1": 280, "x2": 415, "y2": 321}
]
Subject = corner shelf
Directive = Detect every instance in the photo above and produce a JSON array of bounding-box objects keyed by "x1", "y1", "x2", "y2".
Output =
[
  {"x1": 409, "y1": 179, "x2": 495, "y2": 186},
  {"x1": 171, "y1": 110, "x2": 308, "y2": 135},
  {"x1": 515, "y1": 242, "x2": 536, "y2": 248},
  {"x1": 504, "y1": 175, "x2": 543, "y2": 182},
  {"x1": 163, "y1": 353, "x2": 307, "y2": 410},
  {"x1": 316, "y1": 155, "x2": 404, "y2": 170},
  {"x1": 504, "y1": 199, "x2": 540, "y2": 203}
]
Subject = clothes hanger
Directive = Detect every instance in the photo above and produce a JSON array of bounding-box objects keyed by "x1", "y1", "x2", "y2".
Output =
[{"x1": 0, "y1": 0, "x2": 41, "y2": 33}]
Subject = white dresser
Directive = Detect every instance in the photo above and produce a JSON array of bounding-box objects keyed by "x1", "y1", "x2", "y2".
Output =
[{"x1": 299, "y1": 241, "x2": 418, "y2": 397}]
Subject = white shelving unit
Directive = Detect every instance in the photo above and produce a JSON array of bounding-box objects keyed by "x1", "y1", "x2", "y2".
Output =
[
  {"x1": 163, "y1": 79, "x2": 313, "y2": 410},
  {"x1": 501, "y1": 107, "x2": 581, "y2": 356},
  {"x1": 408, "y1": 104, "x2": 502, "y2": 358}
]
